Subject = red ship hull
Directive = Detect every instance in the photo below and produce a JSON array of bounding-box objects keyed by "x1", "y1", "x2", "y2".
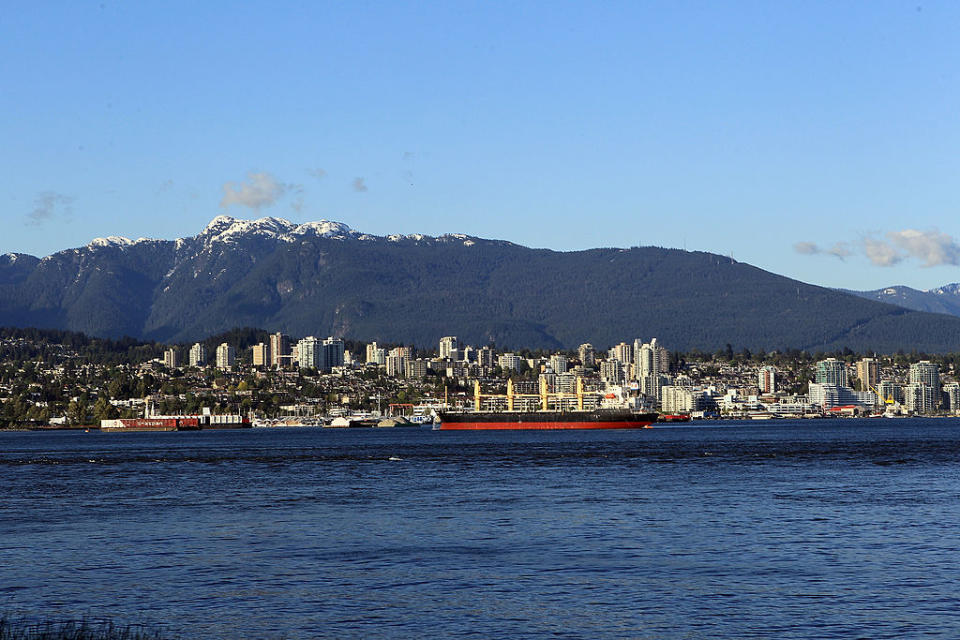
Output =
[{"x1": 438, "y1": 410, "x2": 657, "y2": 431}]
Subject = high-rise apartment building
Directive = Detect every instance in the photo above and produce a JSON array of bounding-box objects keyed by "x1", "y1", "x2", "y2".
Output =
[
  {"x1": 252, "y1": 342, "x2": 270, "y2": 367},
  {"x1": 909, "y1": 361, "x2": 941, "y2": 409},
  {"x1": 856, "y1": 358, "x2": 880, "y2": 392},
  {"x1": 189, "y1": 342, "x2": 207, "y2": 367},
  {"x1": 578, "y1": 343, "x2": 595, "y2": 367},
  {"x1": 439, "y1": 336, "x2": 459, "y2": 360},
  {"x1": 549, "y1": 354, "x2": 569, "y2": 374},
  {"x1": 815, "y1": 358, "x2": 848, "y2": 387},
  {"x1": 609, "y1": 342, "x2": 632, "y2": 366},
  {"x1": 758, "y1": 366, "x2": 776, "y2": 394},
  {"x1": 322, "y1": 337, "x2": 345, "y2": 372},
  {"x1": 297, "y1": 336, "x2": 319, "y2": 369},
  {"x1": 163, "y1": 347, "x2": 181, "y2": 369},
  {"x1": 498, "y1": 353, "x2": 523, "y2": 371},
  {"x1": 270, "y1": 332, "x2": 290, "y2": 368},
  {"x1": 215, "y1": 343, "x2": 236, "y2": 370}
]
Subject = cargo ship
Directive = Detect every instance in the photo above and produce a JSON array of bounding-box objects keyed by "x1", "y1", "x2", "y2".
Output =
[{"x1": 437, "y1": 409, "x2": 657, "y2": 430}]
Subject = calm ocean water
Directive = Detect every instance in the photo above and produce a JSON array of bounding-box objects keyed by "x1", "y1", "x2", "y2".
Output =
[{"x1": 3, "y1": 420, "x2": 960, "y2": 639}]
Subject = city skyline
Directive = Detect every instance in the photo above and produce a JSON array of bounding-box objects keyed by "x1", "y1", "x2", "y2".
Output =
[{"x1": 4, "y1": 2, "x2": 960, "y2": 292}]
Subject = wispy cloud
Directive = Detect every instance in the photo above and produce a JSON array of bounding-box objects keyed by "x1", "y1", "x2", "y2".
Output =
[
  {"x1": 798, "y1": 228, "x2": 960, "y2": 268},
  {"x1": 25, "y1": 191, "x2": 73, "y2": 226},
  {"x1": 792, "y1": 241, "x2": 851, "y2": 260},
  {"x1": 220, "y1": 172, "x2": 296, "y2": 210},
  {"x1": 352, "y1": 177, "x2": 368, "y2": 193},
  {"x1": 308, "y1": 168, "x2": 327, "y2": 180}
]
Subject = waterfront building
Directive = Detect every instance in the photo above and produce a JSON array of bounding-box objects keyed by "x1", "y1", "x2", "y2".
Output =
[
  {"x1": 904, "y1": 383, "x2": 938, "y2": 414},
  {"x1": 578, "y1": 343, "x2": 595, "y2": 367},
  {"x1": 439, "y1": 336, "x2": 459, "y2": 360},
  {"x1": 269, "y1": 332, "x2": 291, "y2": 368},
  {"x1": 215, "y1": 343, "x2": 236, "y2": 370},
  {"x1": 943, "y1": 382, "x2": 960, "y2": 413},
  {"x1": 908, "y1": 361, "x2": 941, "y2": 409},
  {"x1": 856, "y1": 358, "x2": 880, "y2": 392},
  {"x1": 189, "y1": 343, "x2": 207, "y2": 367},
  {"x1": 808, "y1": 382, "x2": 877, "y2": 411},
  {"x1": 815, "y1": 358, "x2": 849, "y2": 387},
  {"x1": 661, "y1": 386, "x2": 709, "y2": 414},
  {"x1": 758, "y1": 366, "x2": 776, "y2": 394},
  {"x1": 875, "y1": 380, "x2": 903, "y2": 405},
  {"x1": 163, "y1": 347, "x2": 181, "y2": 369},
  {"x1": 252, "y1": 342, "x2": 270, "y2": 367}
]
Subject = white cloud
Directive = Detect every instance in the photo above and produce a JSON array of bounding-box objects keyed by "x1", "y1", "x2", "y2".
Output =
[
  {"x1": 793, "y1": 241, "x2": 820, "y2": 255},
  {"x1": 887, "y1": 229, "x2": 960, "y2": 267},
  {"x1": 863, "y1": 237, "x2": 903, "y2": 267},
  {"x1": 220, "y1": 172, "x2": 294, "y2": 210}
]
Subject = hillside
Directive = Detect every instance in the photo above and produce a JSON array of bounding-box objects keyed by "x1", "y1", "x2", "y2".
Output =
[{"x1": 3, "y1": 216, "x2": 960, "y2": 352}]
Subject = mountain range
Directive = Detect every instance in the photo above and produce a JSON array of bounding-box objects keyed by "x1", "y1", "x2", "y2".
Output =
[
  {"x1": 845, "y1": 283, "x2": 960, "y2": 318},
  {"x1": 3, "y1": 215, "x2": 960, "y2": 353}
]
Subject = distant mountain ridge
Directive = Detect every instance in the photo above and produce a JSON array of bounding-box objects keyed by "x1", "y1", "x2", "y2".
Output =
[
  {"x1": 4, "y1": 215, "x2": 960, "y2": 353},
  {"x1": 845, "y1": 283, "x2": 960, "y2": 318}
]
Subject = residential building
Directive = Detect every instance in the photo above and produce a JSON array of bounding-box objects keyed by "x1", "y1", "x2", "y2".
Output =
[
  {"x1": 252, "y1": 342, "x2": 270, "y2": 367},
  {"x1": 549, "y1": 354, "x2": 569, "y2": 374},
  {"x1": 856, "y1": 357, "x2": 880, "y2": 392},
  {"x1": 297, "y1": 336, "x2": 320, "y2": 369},
  {"x1": 815, "y1": 358, "x2": 848, "y2": 387},
  {"x1": 758, "y1": 366, "x2": 776, "y2": 394},
  {"x1": 386, "y1": 354, "x2": 406, "y2": 377},
  {"x1": 578, "y1": 343, "x2": 595, "y2": 367},
  {"x1": 189, "y1": 343, "x2": 207, "y2": 367},
  {"x1": 498, "y1": 353, "x2": 523, "y2": 372},
  {"x1": 269, "y1": 332, "x2": 290, "y2": 368},
  {"x1": 163, "y1": 347, "x2": 181, "y2": 369},
  {"x1": 904, "y1": 383, "x2": 938, "y2": 414},
  {"x1": 943, "y1": 382, "x2": 960, "y2": 413},
  {"x1": 215, "y1": 343, "x2": 236, "y2": 370},
  {"x1": 406, "y1": 359, "x2": 429, "y2": 379},
  {"x1": 909, "y1": 361, "x2": 941, "y2": 409},
  {"x1": 321, "y1": 337, "x2": 345, "y2": 372},
  {"x1": 439, "y1": 336, "x2": 459, "y2": 360}
]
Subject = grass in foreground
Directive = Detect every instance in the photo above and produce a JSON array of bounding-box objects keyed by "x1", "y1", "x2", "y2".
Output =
[{"x1": 0, "y1": 617, "x2": 174, "y2": 640}]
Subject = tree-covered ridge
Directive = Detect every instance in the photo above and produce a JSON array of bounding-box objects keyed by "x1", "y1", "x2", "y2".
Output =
[{"x1": 3, "y1": 220, "x2": 960, "y2": 352}]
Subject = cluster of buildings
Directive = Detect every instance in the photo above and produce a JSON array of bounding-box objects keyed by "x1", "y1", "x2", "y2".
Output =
[
  {"x1": 164, "y1": 333, "x2": 345, "y2": 373},
  {"x1": 155, "y1": 331, "x2": 960, "y2": 417}
]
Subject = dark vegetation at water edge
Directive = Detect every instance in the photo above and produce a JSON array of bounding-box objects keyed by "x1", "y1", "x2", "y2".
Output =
[{"x1": 0, "y1": 617, "x2": 174, "y2": 640}]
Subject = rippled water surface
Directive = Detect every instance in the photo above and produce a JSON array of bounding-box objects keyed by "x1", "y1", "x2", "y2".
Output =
[{"x1": 3, "y1": 421, "x2": 960, "y2": 639}]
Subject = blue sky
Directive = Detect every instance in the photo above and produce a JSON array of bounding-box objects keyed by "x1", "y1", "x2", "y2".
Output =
[{"x1": 3, "y1": 1, "x2": 960, "y2": 291}]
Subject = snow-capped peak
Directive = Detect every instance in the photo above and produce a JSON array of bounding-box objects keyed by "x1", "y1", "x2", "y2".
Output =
[{"x1": 88, "y1": 236, "x2": 135, "y2": 249}]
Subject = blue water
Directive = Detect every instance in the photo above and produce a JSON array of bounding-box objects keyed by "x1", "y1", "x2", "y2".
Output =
[{"x1": 3, "y1": 421, "x2": 960, "y2": 639}]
